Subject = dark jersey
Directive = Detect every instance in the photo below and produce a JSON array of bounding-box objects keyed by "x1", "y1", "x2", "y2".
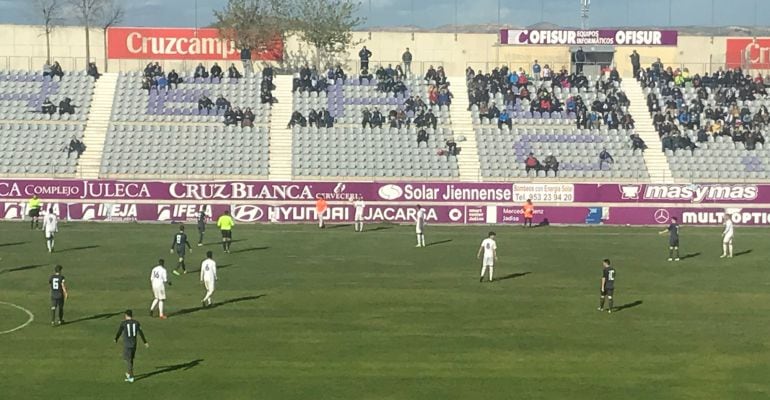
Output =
[
  {"x1": 49, "y1": 274, "x2": 65, "y2": 299},
  {"x1": 197, "y1": 213, "x2": 206, "y2": 230},
  {"x1": 115, "y1": 319, "x2": 147, "y2": 348},
  {"x1": 602, "y1": 267, "x2": 616, "y2": 289},
  {"x1": 172, "y1": 232, "x2": 191, "y2": 249},
  {"x1": 668, "y1": 223, "x2": 680, "y2": 240}
]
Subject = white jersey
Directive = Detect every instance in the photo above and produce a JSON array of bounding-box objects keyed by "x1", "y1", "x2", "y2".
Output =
[
  {"x1": 723, "y1": 219, "x2": 734, "y2": 237},
  {"x1": 150, "y1": 265, "x2": 168, "y2": 285},
  {"x1": 354, "y1": 200, "x2": 365, "y2": 220},
  {"x1": 43, "y1": 213, "x2": 58, "y2": 233},
  {"x1": 415, "y1": 209, "x2": 426, "y2": 233},
  {"x1": 200, "y1": 259, "x2": 217, "y2": 281},
  {"x1": 481, "y1": 238, "x2": 497, "y2": 258}
]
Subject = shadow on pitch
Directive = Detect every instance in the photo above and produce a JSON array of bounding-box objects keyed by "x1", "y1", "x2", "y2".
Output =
[
  {"x1": 57, "y1": 245, "x2": 100, "y2": 253},
  {"x1": 426, "y1": 239, "x2": 453, "y2": 247},
  {"x1": 680, "y1": 253, "x2": 701, "y2": 260},
  {"x1": 230, "y1": 246, "x2": 269, "y2": 254},
  {"x1": 496, "y1": 272, "x2": 531, "y2": 281},
  {"x1": 367, "y1": 226, "x2": 393, "y2": 232},
  {"x1": 134, "y1": 359, "x2": 204, "y2": 381},
  {"x1": 65, "y1": 311, "x2": 123, "y2": 325},
  {"x1": 0, "y1": 264, "x2": 47, "y2": 274},
  {"x1": 205, "y1": 239, "x2": 245, "y2": 246},
  {"x1": 189, "y1": 264, "x2": 233, "y2": 273},
  {"x1": 169, "y1": 295, "x2": 266, "y2": 317},
  {"x1": 734, "y1": 249, "x2": 752, "y2": 257},
  {"x1": 613, "y1": 300, "x2": 643, "y2": 313},
  {"x1": 327, "y1": 224, "x2": 352, "y2": 229},
  {"x1": 0, "y1": 241, "x2": 26, "y2": 248}
]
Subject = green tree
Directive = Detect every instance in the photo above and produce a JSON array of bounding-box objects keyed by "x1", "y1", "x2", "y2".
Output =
[
  {"x1": 294, "y1": 0, "x2": 363, "y2": 68},
  {"x1": 33, "y1": 0, "x2": 63, "y2": 65},
  {"x1": 213, "y1": 0, "x2": 288, "y2": 58}
]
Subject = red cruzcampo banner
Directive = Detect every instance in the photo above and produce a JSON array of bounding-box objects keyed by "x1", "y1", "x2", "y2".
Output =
[
  {"x1": 106, "y1": 27, "x2": 283, "y2": 61},
  {"x1": 726, "y1": 38, "x2": 770, "y2": 70}
]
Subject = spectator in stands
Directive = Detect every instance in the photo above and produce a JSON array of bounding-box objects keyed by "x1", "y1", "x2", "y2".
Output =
[
  {"x1": 156, "y1": 75, "x2": 169, "y2": 92},
  {"x1": 359, "y1": 68, "x2": 373, "y2": 84},
  {"x1": 87, "y1": 62, "x2": 100, "y2": 80},
  {"x1": 425, "y1": 65, "x2": 437, "y2": 82},
  {"x1": 43, "y1": 61, "x2": 53, "y2": 78},
  {"x1": 631, "y1": 133, "x2": 647, "y2": 153},
  {"x1": 524, "y1": 152, "x2": 541, "y2": 173},
  {"x1": 320, "y1": 108, "x2": 334, "y2": 128},
  {"x1": 621, "y1": 114, "x2": 635, "y2": 130},
  {"x1": 261, "y1": 86, "x2": 277, "y2": 105},
  {"x1": 224, "y1": 107, "x2": 237, "y2": 126},
  {"x1": 402, "y1": 48, "x2": 412, "y2": 77},
  {"x1": 287, "y1": 111, "x2": 306, "y2": 128},
  {"x1": 45, "y1": 61, "x2": 63, "y2": 80},
  {"x1": 241, "y1": 48, "x2": 252, "y2": 74},
  {"x1": 630, "y1": 50, "x2": 641, "y2": 79},
  {"x1": 359, "y1": 46, "x2": 372, "y2": 71},
  {"x1": 167, "y1": 69, "x2": 181, "y2": 89},
  {"x1": 360, "y1": 108, "x2": 371, "y2": 129},
  {"x1": 228, "y1": 63, "x2": 242, "y2": 79},
  {"x1": 679, "y1": 133, "x2": 698, "y2": 154},
  {"x1": 417, "y1": 129, "x2": 429, "y2": 147},
  {"x1": 423, "y1": 109, "x2": 438, "y2": 130},
  {"x1": 67, "y1": 137, "x2": 85, "y2": 158},
  {"x1": 497, "y1": 109, "x2": 512, "y2": 130},
  {"x1": 194, "y1": 63, "x2": 209, "y2": 79},
  {"x1": 210, "y1": 63, "x2": 223, "y2": 79},
  {"x1": 438, "y1": 87, "x2": 453, "y2": 107},
  {"x1": 574, "y1": 47, "x2": 586, "y2": 74},
  {"x1": 41, "y1": 97, "x2": 56, "y2": 115},
  {"x1": 333, "y1": 64, "x2": 347, "y2": 82},
  {"x1": 651, "y1": 58, "x2": 664, "y2": 78},
  {"x1": 263, "y1": 64, "x2": 274, "y2": 81},
  {"x1": 543, "y1": 153, "x2": 559, "y2": 176},
  {"x1": 446, "y1": 137, "x2": 457, "y2": 158},
  {"x1": 532, "y1": 60, "x2": 541, "y2": 79},
  {"x1": 215, "y1": 95, "x2": 231, "y2": 111},
  {"x1": 58, "y1": 97, "x2": 75, "y2": 115},
  {"x1": 609, "y1": 67, "x2": 621, "y2": 83},
  {"x1": 370, "y1": 108, "x2": 383, "y2": 128},
  {"x1": 241, "y1": 108, "x2": 255, "y2": 128},
  {"x1": 198, "y1": 95, "x2": 214, "y2": 111},
  {"x1": 397, "y1": 108, "x2": 409, "y2": 128},
  {"x1": 599, "y1": 148, "x2": 614, "y2": 170}
]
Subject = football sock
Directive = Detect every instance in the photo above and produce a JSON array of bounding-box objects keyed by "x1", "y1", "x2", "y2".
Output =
[
  {"x1": 51, "y1": 239, "x2": 54, "y2": 251},
  {"x1": 199, "y1": 233, "x2": 204, "y2": 244},
  {"x1": 159, "y1": 300, "x2": 164, "y2": 316},
  {"x1": 222, "y1": 240, "x2": 227, "y2": 251},
  {"x1": 599, "y1": 297, "x2": 605, "y2": 309},
  {"x1": 608, "y1": 297, "x2": 614, "y2": 310},
  {"x1": 489, "y1": 266, "x2": 494, "y2": 281},
  {"x1": 728, "y1": 244, "x2": 733, "y2": 256},
  {"x1": 722, "y1": 244, "x2": 728, "y2": 256},
  {"x1": 668, "y1": 248, "x2": 673, "y2": 258},
  {"x1": 47, "y1": 241, "x2": 52, "y2": 252},
  {"x1": 58, "y1": 305, "x2": 64, "y2": 321},
  {"x1": 51, "y1": 307, "x2": 56, "y2": 322},
  {"x1": 675, "y1": 248, "x2": 680, "y2": 258},
  {"x1": 150, "y1": 299, "x2": 158, "y2": 311},
  {"x1": 480, "y1": 266, "x2": 487, "y2": 279},
  {"x1": 416, "y1": 235, "x2": 421, "y2": 245}
]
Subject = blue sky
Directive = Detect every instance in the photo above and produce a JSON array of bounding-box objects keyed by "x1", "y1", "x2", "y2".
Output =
[{"x1": 0, "y1": 0, "x2": 765, "y2": 28}]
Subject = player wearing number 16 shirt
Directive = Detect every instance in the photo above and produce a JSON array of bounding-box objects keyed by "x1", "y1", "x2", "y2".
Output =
[
  {"x1": 114, "y1": 309, "x2": 148, "y2": 383},
  {"x1": 598, "y1": 259, "x2": 616, "y2": 314},
  {"x1": 149, "y1": 260, "x2": 170, "y2": 319}
]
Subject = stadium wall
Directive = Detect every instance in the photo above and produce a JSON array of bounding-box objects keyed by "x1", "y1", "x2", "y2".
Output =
[{"x1": 0, "y1": 24, "x2": 734, "y2": 76}]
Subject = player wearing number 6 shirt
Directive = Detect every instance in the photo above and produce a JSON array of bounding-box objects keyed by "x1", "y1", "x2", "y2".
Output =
[
  {"x1": 721, "y1": 214, "x2": 734, "y2": 258},
  {"x1": 414, "y1": 205, "x2": 426, "y2": 247},
  {"x1": 49, "y1": 264, "x2": 67, "y2": 325},
  {"x1": 476, "y1": 232, "x2": 498, "y2": 282},
  {"x1": 149, "y1": 260, "x2": 170, "y2": 319},
  {"x1": 42, "y1": 207, "x2": 59, "y2": 253},
  {"x1": 200, "y1": 251, "x2": 218, "y2": 307},
  {"x1": 598, "y1": 259, "x2": 616, "y2": 314},
  {"x1": 114, "y1": 309, "x2": 148, "y2": 383}
]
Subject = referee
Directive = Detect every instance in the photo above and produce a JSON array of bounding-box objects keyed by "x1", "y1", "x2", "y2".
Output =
[
  {"x1": 217, "y1": 210, "x2": 235, "y2": 253},
  {"x1": 28, "y1": 194, "x2": 42, "y2": 230}
]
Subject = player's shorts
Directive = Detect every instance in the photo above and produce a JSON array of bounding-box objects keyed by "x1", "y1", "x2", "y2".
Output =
[
  {"x1": 50, "y1": 297, "x2": 64, "y2": 308},
  {"x1": 482, "y1": 255, "x2": 495, "y2": 267},
  {"x1": 723, "y1": 234, "x2": 733, "y2": 244},
  {"x1": 123, "y1": 346, "x2": 137, "y2": 362},
  {"x1": 221, "y1": 230, "x2": 232, "y2": 239},
  {"x1": 601, "y1": 287, "x2": 615, "y2": 297},
  {"x1": 198, "y1": 224, "x2": 206, "y2": 232},
  {"x1": 204, "y1": 278, "x2": 215, "y2": 292},
  {"x1": 669, "y1": 238, "x2": 679, "y2": 247},
  {"x1": 29, "y1": 208, "x2": 40, "y2": 218},
  {"x1": 45, "y1": 230, "x2": 56, "y2": 239},
  {"x1": 152, "y1": 282, "x2": 166, "y2": 300},
  {"x1": 415, "y1": 226, "x2": 424, "y2": 234},
  {"x1": 354, "y1": 212, "x2": 364, "y2": 221},
  {"x1": 175, "y1": 245, "x2": 186, "y2": 258}
]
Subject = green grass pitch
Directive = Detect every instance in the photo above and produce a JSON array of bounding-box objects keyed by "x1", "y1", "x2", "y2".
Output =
[{"x1": 0, "y1": 221, "x2": 769, "y2": 399}]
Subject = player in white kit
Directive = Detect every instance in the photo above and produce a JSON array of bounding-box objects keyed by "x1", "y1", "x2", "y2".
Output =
[
  {"x1": 477, "y1": 232, "x2": 498, "y2": 282},
  {"x1": 200, "y1": 251, "x2": 218, "y2": 307},
  {"x1": 42, "y1": 207, "x2": 58, "y2": 253},
  {"x1": 721, "y1": 214, "x2": 734, "y2": 258},
  {"x1": 149, "y1": 259, "x2": 169, "y2": 319},
  {"x1": 353, "y1": 199, "x2": 366, "y2": 232},
  {"x1": 415, "y1": 205, "x2": 426, "y2": 247}
]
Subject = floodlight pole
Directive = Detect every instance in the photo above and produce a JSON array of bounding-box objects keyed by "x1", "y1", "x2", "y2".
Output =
[{"x1": 580, "y1": 0, "x2": 590, "y2": 29}]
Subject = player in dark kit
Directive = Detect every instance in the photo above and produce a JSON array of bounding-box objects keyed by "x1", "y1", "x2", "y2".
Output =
[
  {"x1": 170, "y1": 225, "x2": 192, "y2": 276},
  {"x1": 49, "y1": 264, "x2": 68, "y2": 325},
  {"x1": 598, "y1": 259, "x2": 616, "y2": 314},
  {"x1": 197, "y1": 211, "x2": 206, "y2": 247},
  {"x1": 114, "y1": 309, "x2": 149, "y2": 383},
  {"x1": 659, "y1": 216, "x2": 680, "y2": 261}
]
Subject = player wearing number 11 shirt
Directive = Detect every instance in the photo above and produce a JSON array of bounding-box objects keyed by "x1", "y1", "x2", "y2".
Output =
[
  {"x1": 598, "y1": 259, "x2": 616, "y2": 314},
  {"x1": 114, "y1": 309, "x2": 148, "y2": 383}
]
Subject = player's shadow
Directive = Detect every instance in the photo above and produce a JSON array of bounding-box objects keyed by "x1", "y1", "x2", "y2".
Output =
[
  {"x1": 189, "y1": 264, "x2": 233, "y2": 273},
  {"x1": 0, "y1": 264, "x2": 47, "y2": 274},
  {"x1": 65, "y1": 311, "x2": 122, "y2": 325},
  {"x1": 0, "y1": 241, "x2": 26, "y2": 248},
  {"x1": 327, "y1": 224, "x2": 352, "y2": 229},
  {"x1": 134, "y1": 359, "x2": 204, "y2": 381},
  {"x1": 230, "y1": 246, "x2": 269, "y2": 254},
  {"x1": 367, "y1": 226, "x2": 393, "y2": 232},
  {"x1": 734, "y1": 249, "x2": 752, "y2": 257},
  {"x1": 205, "y1": 239, "x2": 245, "y2": 246},
  {"x1": 57, "y1": 245, "x2": 100, "y2": 253},
  {"x1": 169, "y1": 295, "x2": 266, "y2": 317},
  {"x1": 679, "y1": 253, "x2": 701, "y2": 260},
  {"x1": 613, "y1": 300, "x2": 643, "y2": 313},
  {"x1": 426, "y1": 239, "x2": 453, "y2": 247},
  {"x1": 496, "y1": 272, "x2": 531, "y2": 281}
]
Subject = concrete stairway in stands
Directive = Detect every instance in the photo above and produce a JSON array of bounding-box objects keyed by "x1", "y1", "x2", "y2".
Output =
[
  {"x1": 268, "y1": 75, "x2": 294, "y2": 180},
  {"x1": 77, "y1": 73, "x2": 118, "y2": 179},
  {"x1": 622, "y1": 79, "x2": 674, "y2": 183},
  {"x1": 450, "y1": 76, "x2": 482, "y2": 181}
]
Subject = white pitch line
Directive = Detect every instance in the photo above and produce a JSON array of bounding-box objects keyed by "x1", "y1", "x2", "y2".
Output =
[{"x1": 0, "y1": 301, "x2": 35, "y2": 335}]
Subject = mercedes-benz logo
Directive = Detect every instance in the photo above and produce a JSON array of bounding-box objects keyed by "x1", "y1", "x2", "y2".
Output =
[{"x1": 654, "y1": 209, "x2": 670, "y2": 224}]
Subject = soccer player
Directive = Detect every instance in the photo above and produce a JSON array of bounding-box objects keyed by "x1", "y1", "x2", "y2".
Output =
[
  {"x1": 170, "y1": 225, "x2": 192, "y2": 275},
  {"x1": 197, "y1": 210, "x2": 206, "y2": 246},
  {"x1": 721, "y1": 214, "x2": 734, "y2": 258},
  {"x1": 28, "y1": 194, "x2": 42, "y2": 230},
  {"x1": 217, "y1": 210, "x2": 235, "y2": 253},
  {"x1": 476, "y1": 232, "x2": 498, "y2": 282},
  {"x1": 200, "y1": 251, "x2": 218, "y2": 307},
  {"x1": 316, "y1": 195, "x2": 328, "y2": 229},
  {"x1": 658, "y1": 216, "x2": 680, "y2": 261},
  {"x1": 49, "y1": 264, "x2": 67, "y2": 325},
  {"x1": 353, "y1": 198, "x2": 365, "y2": 232},
  {"x1": 149, "y1": 259, "x2": 170, "y2": 319},
  {"x1": 414, "y1": 205, "x2": 426, "y2": 247},
  {"x1": 522, "y1": 199, "x2": 534, "y2": 228},
  {"x1": 42, "y1": 206, "x2": 59, "y2": 253},
  {"x1": 114, "y1": 309, "x2": 149, "y2": 383},
  {"x1": 598, "y1": 259, "x2": 616, "y2": 314}
]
